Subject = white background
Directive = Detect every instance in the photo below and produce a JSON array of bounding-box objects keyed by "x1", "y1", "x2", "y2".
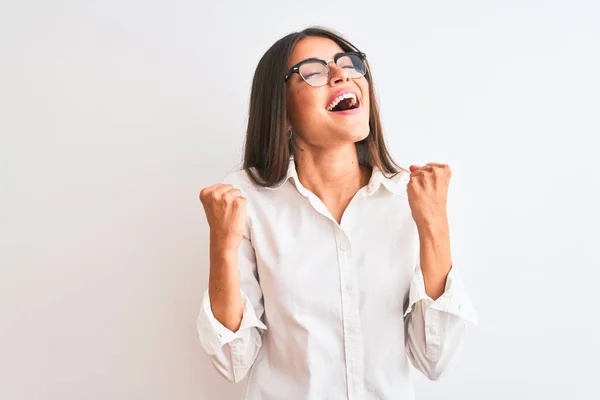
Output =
[{"x1": 1, "y1": 1, "x2": 599, "y2": 399}]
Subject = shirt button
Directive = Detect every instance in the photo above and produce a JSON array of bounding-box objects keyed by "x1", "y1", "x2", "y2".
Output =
[
  {"x1": 429, "y1": 327, "x2": 438, "y2": 336},
  {"x1": 338, "y1": 242, "x2": 349, "y2": 251},
  {"x1": 345, "y1": 284, "x2": 353, "y2": 293}
]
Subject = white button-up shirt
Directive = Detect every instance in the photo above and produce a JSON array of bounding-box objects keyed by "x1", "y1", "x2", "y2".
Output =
[{"x1": 197, "y1": 159, "x2": 478, "y2": 400}]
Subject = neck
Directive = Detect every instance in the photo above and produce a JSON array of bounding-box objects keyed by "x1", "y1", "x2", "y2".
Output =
[{"x1": 294, "y1": 144, "x2": 371, "y2": 204}]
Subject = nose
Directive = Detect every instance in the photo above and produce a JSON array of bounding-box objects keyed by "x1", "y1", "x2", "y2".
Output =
[{"x1": 327, "y1": 61, "x2": 350, "y2": 86}]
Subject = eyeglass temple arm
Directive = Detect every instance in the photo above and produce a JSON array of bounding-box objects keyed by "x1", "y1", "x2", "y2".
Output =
[{"x1": 285, "y1": 66, "x2": 299, "y2": 82}]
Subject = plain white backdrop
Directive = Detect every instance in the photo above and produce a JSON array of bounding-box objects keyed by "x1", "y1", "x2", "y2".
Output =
[{"x1": 1, "y1": 1, "x2": 599, "y2": 399}]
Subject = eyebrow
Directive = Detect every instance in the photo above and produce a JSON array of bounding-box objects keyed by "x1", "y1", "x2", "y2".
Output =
[{"x1": 299, "y1": 52, "x2": 345, "y2": 63}]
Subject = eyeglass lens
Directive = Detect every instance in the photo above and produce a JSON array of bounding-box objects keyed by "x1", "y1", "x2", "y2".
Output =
[{"x1": 298, "y1": 54, "x2": 366, "y2": 87}]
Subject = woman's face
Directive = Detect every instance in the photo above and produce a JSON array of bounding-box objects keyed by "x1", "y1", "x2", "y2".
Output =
[{"x1": 285, "y1": 36, "x2": 370, "y2": 148}]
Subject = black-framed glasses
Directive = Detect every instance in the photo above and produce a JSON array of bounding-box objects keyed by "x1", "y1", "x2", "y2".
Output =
[{"x1": 284, "y1": 51, "x2": 367, "y2": 87}]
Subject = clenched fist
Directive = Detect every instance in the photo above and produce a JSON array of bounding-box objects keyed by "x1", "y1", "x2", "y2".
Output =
[
  {"x1": 407, "y1": 163, "x2": 451, "y2": 229},
  {"x1": 199, "y1": 184, "x2": 247, "y2": 252}
]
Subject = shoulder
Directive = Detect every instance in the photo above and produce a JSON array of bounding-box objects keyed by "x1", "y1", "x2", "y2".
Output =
[
  {"x1": 221, "y1": 167, "x2": 272, "y2": 197},
  {"x1": 222, "y1": 168, "x2": 253, "y2": 189},
  {"x1": 386, "y1": 169, "x2": 410, "y2": 187},
  {"x1": 374, "y1": 168, "x2": 410, "y2": 198}
]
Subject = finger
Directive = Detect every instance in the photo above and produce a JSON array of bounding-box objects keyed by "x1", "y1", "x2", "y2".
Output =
[
  {"x1": 224, "y1": 188, "x2": 243, "y2": 198},
  {"x1": 425, "y1": 162, "x2": 446, "y2": 167},
  {"x1": 426, "y1": 162, "x2": 451, "y2": 174},
  {"x1": 233, "y1": 196, "x2": 247, "y2": 207},
  {"x1": 200, "y1": 183, "x2": 230, "y2": 196},
  {"x1": 410, "y1": 165, "x2": 431, "y2": 176},
  {"x1": 199, "y1": 183, "x2": 223, "y2": 199},
  {"x1": 409, "y1": 169, "x2": 424, "y2": 179},
  {"x1": 211, "y1": 184, "x2": 234, "y2": 197},
  {"x1": 409, "y1": 165, "x2": 421, "y2": 173}
]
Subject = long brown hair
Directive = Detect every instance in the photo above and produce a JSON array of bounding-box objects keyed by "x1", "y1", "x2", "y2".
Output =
[{"x1": 243, "y1": 27, "x2": 404, "y2": 187}]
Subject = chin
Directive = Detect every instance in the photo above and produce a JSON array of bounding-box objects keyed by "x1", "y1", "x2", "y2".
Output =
[{"x1": 348, "y1": 126, "x2": 370, "y2": 143}]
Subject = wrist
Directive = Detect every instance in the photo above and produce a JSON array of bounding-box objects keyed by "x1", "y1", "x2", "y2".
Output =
[
  {"x1": 210, "y1": 232, "x2": 240, "y2": 257},
  {"x1": 210, "y1": 244, "x2": 238, "y2": 263},
  {"x1": 417, "y1": 219, "x2": 449, "y2": 238}
]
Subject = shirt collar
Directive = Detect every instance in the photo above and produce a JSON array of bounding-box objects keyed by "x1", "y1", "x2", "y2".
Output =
[
  {"x1": 368, "y1": 165, "x2": 408, "y2": 196},
  {"x1": 264, "y1": 158, "x2": 408, "y2": 197},
  {"x1": 261, "y1": 157, "x2": 298, "y2": 190}
]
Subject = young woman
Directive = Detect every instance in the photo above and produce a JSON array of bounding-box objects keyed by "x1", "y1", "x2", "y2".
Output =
[{"x1": 197, "y1": 27, "x2": 478, "y2": 400}]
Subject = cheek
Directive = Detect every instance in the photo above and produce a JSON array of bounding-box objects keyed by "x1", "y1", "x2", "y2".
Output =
[
  {"x1": 288, "y1": 87, "x2": 302, "y2": 108},
  {"x1": 290, "y1": 88, "x2": 323, "y2": 120},
  {"x1": 359, "y1": 81, "x2": 370, "y2": 108}
]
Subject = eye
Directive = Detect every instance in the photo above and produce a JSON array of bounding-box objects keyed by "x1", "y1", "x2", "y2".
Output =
[{"x1": 299, "y1": 62, "x2": 328, "y2": 80}]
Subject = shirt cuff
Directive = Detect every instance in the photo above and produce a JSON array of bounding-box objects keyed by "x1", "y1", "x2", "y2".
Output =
[
  {"x1": 403, "y1": 267, "x2": 479, "y2": 325},
  {"x1": 197, "y1": 289, "x2": 267, "y2": 355}
]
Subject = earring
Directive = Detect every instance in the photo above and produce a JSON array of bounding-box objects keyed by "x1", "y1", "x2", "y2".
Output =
[{"x1": 288, "y1": 128, "x2": 293, "y2": 140}]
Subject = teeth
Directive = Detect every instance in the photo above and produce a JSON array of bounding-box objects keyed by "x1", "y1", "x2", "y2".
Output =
[{"x1": 327, "y1": 92, "x2": 357, "y2": 111}]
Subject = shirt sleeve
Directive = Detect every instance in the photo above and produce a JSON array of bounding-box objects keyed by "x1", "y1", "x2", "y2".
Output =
[
  {"x1": 404, "y1": 264, "x2": 479, "y2": 381},
  {"x1": 196, "y1": 234, "x2": 267, "y2": 383}
]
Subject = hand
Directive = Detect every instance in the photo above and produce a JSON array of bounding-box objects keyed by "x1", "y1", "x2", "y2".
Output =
[
  {"x1": 407, "y1": 163, "x2": 451, "y2": 229},
  {"x1": 199, "y1": 184, "x2": 247, "y2": 252}
]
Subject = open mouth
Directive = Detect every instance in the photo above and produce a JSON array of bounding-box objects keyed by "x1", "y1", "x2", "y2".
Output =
[{"x1": 326, "y1": 92, "x2": 360, "y2": 112}]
